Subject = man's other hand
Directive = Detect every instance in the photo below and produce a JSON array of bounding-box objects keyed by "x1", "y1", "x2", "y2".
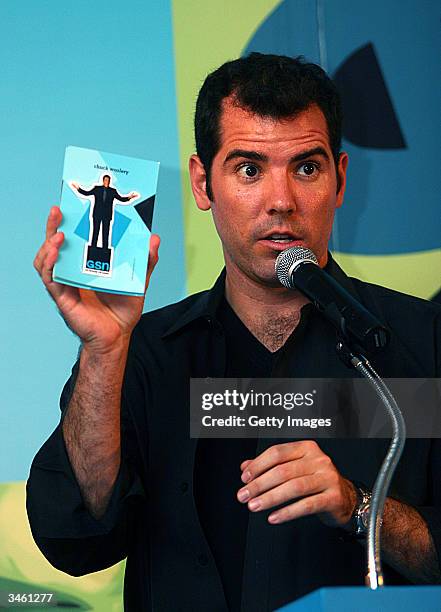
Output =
[
  {"x1": 33, "y1": 205, "x2": 160, "y2": 355},
  {"x1": 237, "y1": 440, "x2": 357, "y2": 527}
]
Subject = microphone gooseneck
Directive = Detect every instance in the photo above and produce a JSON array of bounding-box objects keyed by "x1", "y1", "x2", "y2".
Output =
[{"x1": 275, "y1": 246, "x2": 406, "y2": 590}]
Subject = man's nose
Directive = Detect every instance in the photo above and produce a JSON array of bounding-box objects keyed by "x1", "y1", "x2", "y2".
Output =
[{"x1": 264, "y1": 173, "x2": 296, "y2": 214}]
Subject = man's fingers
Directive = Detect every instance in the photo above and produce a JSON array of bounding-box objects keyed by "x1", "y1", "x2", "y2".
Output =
[
  {"x1": 240, "y1": 473, "x2": 324, "y2": 513},
  {"x1": 41, "y1": 243, "x2": 58, "y2": 285},
  {"x1": 149, "y1": 233, "x2": 160, "y2": 262},
  {"x1": 34, "y1": 231, "x2": 64, "y2": 275},
  {"x1": 33, "y1": 244, "x2": 46, "y2": 274},
  {"x1": 268, "y1": 492, "x2": 329, "y2": 524},
  {"x1": 237, "y1": 458, "x2": 314, "y2": 503},
  {"x1": 145, "y1": 234, "x2": 160, "y2": 290},
  {"x1": 241, "y1": 441, "x2": 318, "y2": 483},
  {"x1": 34, "y1": 206, "x2": 63, "y2": 274},
  {"x1": 40, "y1": 236, "x2": 65, "y2": 300},
  {"x1": 45, "y1": 206, "x2": 62, "y2": 241},
  {"x1": 238, "y1": 442, "x2": 351, "y2": 527}
]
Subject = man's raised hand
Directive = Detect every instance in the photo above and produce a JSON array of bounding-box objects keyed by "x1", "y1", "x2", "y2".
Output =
[{"x1": 34, "y1": 205, "x2": 160, "y2": 355}]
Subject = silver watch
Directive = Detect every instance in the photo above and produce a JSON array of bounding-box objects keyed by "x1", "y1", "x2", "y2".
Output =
[{"x1": 353, "y1": 485, "x2": 372, "y2": 538}]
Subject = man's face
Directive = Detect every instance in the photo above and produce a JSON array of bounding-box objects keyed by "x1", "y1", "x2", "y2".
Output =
[
  {"x1": 190, "y1": 99, "x2": 348, "y2": 287},
  {"x1": 103, "y1": 176, "x2": 110, "y2": 188}
]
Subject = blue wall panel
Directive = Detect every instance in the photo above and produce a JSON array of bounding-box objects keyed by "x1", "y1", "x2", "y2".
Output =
[{"x1": 0, "y1": 0, "x2": 185, "y2": 482}]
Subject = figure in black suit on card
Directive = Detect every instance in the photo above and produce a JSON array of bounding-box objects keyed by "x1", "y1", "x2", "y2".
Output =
[{"x1": 71, "y1": 174, "x2": 138, "y2": 275}]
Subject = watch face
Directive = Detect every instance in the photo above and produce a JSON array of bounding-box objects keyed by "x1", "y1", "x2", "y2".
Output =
[
  {"x1": 361, "y1": 512, "x2": 369, "y2": 529},
  {"x1": 361, "y1": 504, "x2": 371, "y2": 529}
]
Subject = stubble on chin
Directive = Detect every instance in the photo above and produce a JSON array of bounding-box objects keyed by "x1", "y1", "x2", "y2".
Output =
[{"x1": 226, "y1": 252, "x2": 282, "y2": 290}]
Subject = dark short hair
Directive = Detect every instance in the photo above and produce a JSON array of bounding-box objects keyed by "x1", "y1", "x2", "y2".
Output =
[
  {"x1": 195, "y1": 52, "x2": 343, "y2": 200},
  {"x1": 103, "y1": 174, "x2": 111, "y2": 182}
]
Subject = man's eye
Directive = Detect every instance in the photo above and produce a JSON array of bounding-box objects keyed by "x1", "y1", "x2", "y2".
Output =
[
  {"x1": 237, "y1": 164, "x2": 260, "y2": 179},
  {"x1": 297, "y1": 162, "x2": 318, "y2": 177}
]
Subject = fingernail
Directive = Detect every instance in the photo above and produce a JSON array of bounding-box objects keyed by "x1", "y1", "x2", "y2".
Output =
[
  {"x1": 248, "y1": 499, "x2": 261, "y2": 511},
  {"x1": 241, "y1": 470, "x2": 252, "y2": 483},
  {"x1": 237, "y1": 489, "x2": 250, "y2": 502},
  {"x1": 268, "y1": 514, "x2": 279, "y2": 524}
]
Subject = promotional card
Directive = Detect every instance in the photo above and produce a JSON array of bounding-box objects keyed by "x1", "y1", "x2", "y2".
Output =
[{"x1": 53, "y1": 146, "x2": 159, "y2": 296}]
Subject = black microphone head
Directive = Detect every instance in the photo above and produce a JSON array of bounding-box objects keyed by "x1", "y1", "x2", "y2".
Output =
[{"x1": 275, "y1": 246, "x2": 318, "y2": 288}]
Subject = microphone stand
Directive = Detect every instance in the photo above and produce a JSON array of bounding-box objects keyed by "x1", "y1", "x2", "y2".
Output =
[{"x1": 336, "y1": 341, "x2": 406, "y2": 589}]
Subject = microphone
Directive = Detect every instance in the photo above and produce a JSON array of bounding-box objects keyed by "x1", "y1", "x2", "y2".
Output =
[{"x1": 275, "y1": 246, "x2": 389, "y2": 353}]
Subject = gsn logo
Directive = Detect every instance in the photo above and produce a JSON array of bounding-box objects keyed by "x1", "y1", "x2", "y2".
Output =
[{"x1": 86, "y1": 260, "x2": 110, "y2": 272}]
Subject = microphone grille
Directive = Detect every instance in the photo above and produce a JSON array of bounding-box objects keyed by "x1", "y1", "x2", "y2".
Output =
[{"x1": 275, "y1": 246, "x2": 318, "y2": 288}]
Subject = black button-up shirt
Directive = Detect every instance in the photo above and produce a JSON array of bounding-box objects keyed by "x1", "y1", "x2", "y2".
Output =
[{"x1": 27, "y1": 256, "x2": 441, "y2": 611}]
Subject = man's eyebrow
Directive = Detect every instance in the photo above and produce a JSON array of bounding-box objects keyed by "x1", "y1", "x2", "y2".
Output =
[
  {"x1": 290, "y1": 146, "x2": 330, "y2": 163},
  {"x1": 223, "y1": 146, "x2": 330, "y2": 166},
  {"x1": 223, "y1": 150, "x2": 269, "y2": 165}
]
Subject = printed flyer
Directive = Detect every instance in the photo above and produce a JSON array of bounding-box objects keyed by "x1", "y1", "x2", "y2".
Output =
[{"x1": 53, "y1": 146, "x2": 159, "y2": 295}]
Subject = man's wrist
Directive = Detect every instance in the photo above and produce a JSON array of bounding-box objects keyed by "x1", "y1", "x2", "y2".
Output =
[
  {"x1": 81, "y1": 336, "x2": 131, "y2": 366},
  {"x1": 342, "y1": 482, "x2": 372, "y2": 539}
]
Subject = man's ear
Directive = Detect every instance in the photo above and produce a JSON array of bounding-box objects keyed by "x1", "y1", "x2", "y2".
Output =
[
  {"x1": 336, "y1": 151, "x2": 349, "y2": 208},
  {"x1": 189, "y1": 154, "x2": 212, "y2": 211}
]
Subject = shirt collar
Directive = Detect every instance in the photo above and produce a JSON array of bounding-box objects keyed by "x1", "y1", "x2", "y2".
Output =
[
  {"x1": 162, "y1": 269, "x2": 226, "y2": 338},
  {"x1": 162, "y1": 253, "x2": 360, "y2": 338}
]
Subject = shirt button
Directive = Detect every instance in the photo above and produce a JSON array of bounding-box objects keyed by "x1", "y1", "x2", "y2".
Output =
[
  {"x1": 180, "y1": 481, "x2": 189, "y2": 493},
  {"x1": 197, "y1": 553, "x2": 209, "y2": 566}
]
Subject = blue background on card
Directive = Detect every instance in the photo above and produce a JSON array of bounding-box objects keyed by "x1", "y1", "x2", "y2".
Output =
[{"x1": 0, "y1": 0, "x2": 185, "y2": 482}]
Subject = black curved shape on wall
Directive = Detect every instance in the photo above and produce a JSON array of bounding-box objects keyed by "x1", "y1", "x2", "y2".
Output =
[{"x1": 333, "y1": 43, "x2": 407, "y2": 149}]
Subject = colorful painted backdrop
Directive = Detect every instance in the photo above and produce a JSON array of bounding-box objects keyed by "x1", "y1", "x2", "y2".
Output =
[{"x1": 1, "y1": 1, "x2": 440, "y2": 609}]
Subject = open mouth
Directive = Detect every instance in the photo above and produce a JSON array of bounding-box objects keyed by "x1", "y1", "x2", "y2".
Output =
[
  {"x1": 264, "y1": 233, "x2": 297, "y2": 243},
  {"x1": 259, "y1": 232, "x2": 303, "y2": 249}
]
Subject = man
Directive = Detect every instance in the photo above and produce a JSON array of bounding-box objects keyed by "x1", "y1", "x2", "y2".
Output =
[
  {"x1": 72, "y1": 174, "x2": 138, "y2": 249},
  {"x1": 27, "y1": 53, "x2": 441, "y2": 611}
]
